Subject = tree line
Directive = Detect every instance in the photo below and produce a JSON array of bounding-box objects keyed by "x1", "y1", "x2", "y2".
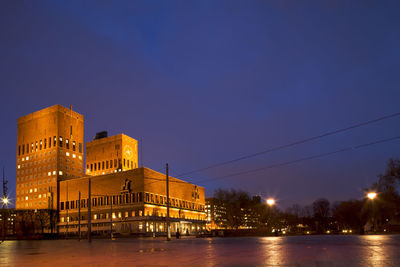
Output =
[{"x1": 211, "y1": 158, "x2": 400, "y2": 234}]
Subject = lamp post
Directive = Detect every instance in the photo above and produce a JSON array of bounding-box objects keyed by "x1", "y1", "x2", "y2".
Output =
[
  {"x1": 366, "y1": 192, "x2": 377, "y2": 233},
  {"x1": 2, "y1": 197, "x2": 9, "y2": 242}
]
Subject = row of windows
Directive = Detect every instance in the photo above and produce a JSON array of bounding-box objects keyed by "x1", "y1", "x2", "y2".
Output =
[
  {"x1": 61, "y1": 210, "x2": 143, "y2": 222},
  {"x1": 18, "y1": 136, "x2": 82, "y2": 155},
  {"x1": 144, "y1": 192, "x2": 204, "y2": 211},
  {"x1": 87, "y1": 158, "x2": 136, "y2": 172},
  {"x1": 60, "y1": 209, "x2": 204, "y2": 223},
  {"x1": 61, "y1": 192, "x2": 144, "y2": 211},
  {"x1": 60, "y1": 192, "x2": 204, "y2": 212}
]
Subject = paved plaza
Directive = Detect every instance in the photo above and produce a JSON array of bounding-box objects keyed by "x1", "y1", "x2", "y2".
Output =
[{"x1": 0, "y1": 235, "x2": 399, "y2": 266}]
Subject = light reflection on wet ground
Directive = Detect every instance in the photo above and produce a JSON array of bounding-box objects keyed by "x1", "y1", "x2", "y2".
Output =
[{"x1": 0, "y1": 235, "x2": 399, "y2": 266}]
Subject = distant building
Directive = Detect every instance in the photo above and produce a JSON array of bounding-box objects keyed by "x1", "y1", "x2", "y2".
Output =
[
  {"x1": 205, "y1": 197, "x2": 227, "y2": 230},
  {"x1": 16, "y1": 105, "x2": 84, "y2": 210}
]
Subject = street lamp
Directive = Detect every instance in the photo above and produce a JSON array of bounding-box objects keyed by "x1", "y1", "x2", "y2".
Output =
[
  {"x1": 266, "y1": 198, "x2": 275, "y2": 206},
  {"x1": 1, "y1": 197, "x2": 9, "y2": 207},
  {"x1": 367, "y1": 192, "x2": 377, "y2": 200}
]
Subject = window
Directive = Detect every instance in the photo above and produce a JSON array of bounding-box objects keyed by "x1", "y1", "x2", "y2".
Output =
[
  {"x1": 79, "y1": 143, "x2": 82, "y2": 153},
  {"x1": 35, "y1": 141, "x2": 38, "y2": 151},
  {"x1": 145, "y1": 193, "x2": 150, "y2": 202},
  {"x1": 40, "y1": 140, "x2": 42, "y2": 150},
  {"x1": 72, "y1": 141, "x2": 76, "y2": 151},
  {"x1": 110, "y1": 160, "x2": 113, "y2": 168},
  {"x1": 65, "y1": 201, "x2": 69, "y2": 210},
  {"x1": 90, "y1": 164, "x2": 93, "y2": 172},
  {"x1": 66, "y1": 139, "x2": 69, "y2": 149},
  {"x1": 44, "y1": 139, "x2": 47, "y2": 149},
  {"x1": 53, "y1": 136, "x2": 56, "y2": 147},
  {"x1": 22, "y1": 145, "x2": 25, "y2": 155},
  {"x1": 123, "y1": 158, "x2": 126, "y2": 167},
  {"x1": 31, "y1": 143, "x2": 34, "y2": 152},
  {"x1": 114, "y1": 159, "x2": 117, "y2": 168},
  {"x1": 94, "y1": 163, "x2": 96, "y2": 171},
  {"x1": 59, "y1": 136, "x2": 63, "y2": 147},
  {"x1": 18, "y1": 145, "x2": 21, "y2": 156},
  {"x1": 106, "y1": 161, "x2": 109, "y2": 169},
  {"x1": 97, "y1": 162, "x2": 100, "y2": 170},
  {"x1": 118, "y1": 159, "x2": 121, "y2": 168},
  {"x1": 102, "y1": 161, "x2": 104, "y2": 170}
]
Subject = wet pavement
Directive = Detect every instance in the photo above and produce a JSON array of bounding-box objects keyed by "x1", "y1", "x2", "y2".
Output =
[{"x1": 0, "y1": 235, "x2": 399, "y2": 266}]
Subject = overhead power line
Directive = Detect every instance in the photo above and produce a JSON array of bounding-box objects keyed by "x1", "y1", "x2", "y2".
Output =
[
  {"x1": 194, "y1": 135, "x2": 400, "y2": 184},
  {"x1": 176, "y1": 112, "x2": 400, "y2": 178}
]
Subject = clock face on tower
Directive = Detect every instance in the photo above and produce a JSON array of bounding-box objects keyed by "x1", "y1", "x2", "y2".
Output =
[{"x1": 124, "y1": 145, "x2": 133, "y2": 159}]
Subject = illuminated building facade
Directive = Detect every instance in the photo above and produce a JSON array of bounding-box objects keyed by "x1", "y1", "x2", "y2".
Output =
[
  {"x1": 86, "y1": 133, "x2": 138, "y2": 176},
  {"x1": 15, "y1": 104, "x2": 206, "y2": 235},
  {"x1": 16, "y1": 105, "x2": 84, "y2": 210},
  {"x1": 205, "y1": 197, "x2": 227, "y2": 230},
  {"x1": 58, "y1": 167, "x2": 206, "y2": 235}
]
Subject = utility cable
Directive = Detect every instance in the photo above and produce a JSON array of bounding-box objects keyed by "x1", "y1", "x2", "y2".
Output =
[{"x1": 175, "y1": 112, "x2": 400, "y2": 178}]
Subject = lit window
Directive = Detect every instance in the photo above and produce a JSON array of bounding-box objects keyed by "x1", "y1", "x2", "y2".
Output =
[
  {"x1": 78, "y1": 155, "x2": 82, "y2": 160},
  {"x1": 18, "y1": 165, "x2": 21, "y2": 169},
  {"x1": 59, "y1": 171, "x2": 63, "y2": 175},
  {"x1": 66, "y1": 152, "x2": 70, "y2": 156},
  {"x1": 53, "y1": 171, "x2": 56, "y2": 175},
  {"x1": 72, "y1": 154, "x2": 76, "y2": 158},
  {"x1": 25, "y1": 196, "x2": 28, "y2": 200},
  {"x1": 48, "y1": 172, "x2": 51, "y2": 176},
  {"x1": 29, "y1": 189, "x2": 32, "y2": 193},
  {"x1": 112, "y1": 213, "x2": 116, "y2": 219},
  {"x1": 34, "y1": 188, "x2": 37, "y2": 192}
]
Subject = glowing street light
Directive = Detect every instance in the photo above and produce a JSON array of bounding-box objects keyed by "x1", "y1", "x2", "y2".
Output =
[
  {"x1": 266, "y1": 198, "x2": 275, "y2": 206},
  {"x1": 1, "y1": 197, "x2": 9, "y2": 207},
  {"x1": 367, "y1": 192, "x2": 377, "y2": 200}
]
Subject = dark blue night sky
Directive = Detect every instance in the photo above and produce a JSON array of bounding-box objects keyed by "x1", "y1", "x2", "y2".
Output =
[{"x1": 1, "y1": 1, "x2": 400, "y2": 208}]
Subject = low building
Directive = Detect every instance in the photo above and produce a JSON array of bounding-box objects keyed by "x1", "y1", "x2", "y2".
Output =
[{"x1": 58, "y1": 167, "x2": 206, "y2": 236}]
